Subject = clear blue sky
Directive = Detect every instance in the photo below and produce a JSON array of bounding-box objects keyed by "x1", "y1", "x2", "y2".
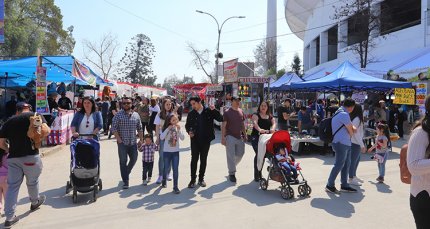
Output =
[{"x1": 55, "y1": 0, "x2": 303, "y2": 84}]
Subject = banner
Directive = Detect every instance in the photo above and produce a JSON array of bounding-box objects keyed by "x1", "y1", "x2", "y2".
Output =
[
  {"x1": 36, "y1": 66, "x2": 49, "y2": 114},
  {"x1": 72, "y1": 59, "x2": 97, "y2": 87},
  {"x1": 0, "y1": 0, "x2": 4, "y2": 43},
  {"x1": 223, "y1": 59, "x2": 238, "y2": 83},
  {"x1": 206, "y1": 85, "x2": 223, "y2": 92},
  {"x1": 238, "y1": 77, "x2": 269, "y2": 83},
  {"x1": 393, "y1": 88, "x2": 415, "y2": 105},
  {"x1": 413, "y1": 82, "x2": 427, "y2": 116}
]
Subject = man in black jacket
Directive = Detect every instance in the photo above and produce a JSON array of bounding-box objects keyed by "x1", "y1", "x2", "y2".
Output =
[{"x1": 185, "y1": 97, "x2": 223, "y2": 188}]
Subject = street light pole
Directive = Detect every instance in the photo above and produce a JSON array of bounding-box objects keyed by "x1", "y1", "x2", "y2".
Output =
[{"x1": 196, "y1": 10, "x2": 245, "y2": 83}]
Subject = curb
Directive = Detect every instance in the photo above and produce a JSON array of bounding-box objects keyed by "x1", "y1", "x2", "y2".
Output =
[{"x1": 40, "y1": 144, "x2": 67, "y2": 158}]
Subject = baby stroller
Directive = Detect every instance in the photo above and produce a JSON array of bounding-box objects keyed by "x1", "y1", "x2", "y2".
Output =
[
  {"x1": 257, "y1": 130, "x2": 311, "y2": 200},
  {"x1": 66, "y1": 134, "x2": 102, "y2": 203}
]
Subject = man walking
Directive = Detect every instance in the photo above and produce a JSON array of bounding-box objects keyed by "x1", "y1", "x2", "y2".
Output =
[
  {"x1": 111, "y1": 97, "x2": 143, "y2": 189},
  {"x1": 325, "y1": 98, "x2": 357, "y2": 194},
  {"x1": 222, "y1": 97, "x2": 247, "y2": 183},
  {"x1": 185, "y1": 97, "x2": 223, "y2": 188},
  {"x1": 277, "y1": 99, "x2": 294, "y2": 131},
  {"x1": 0, "y1": 102, "x2": 50, "y2": 228}
]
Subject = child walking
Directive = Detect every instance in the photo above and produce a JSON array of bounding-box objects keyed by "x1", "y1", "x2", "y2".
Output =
[
  {"x1": 367, "y1": 123, "x2": 390, "y2": 183},
  {"x1": 0, "y1": 149, "x2": 8, "y2": 214},
  {"x1": 160, "y1": 114, "x2": 184, "y2": 194},
  {"x1": 138, "y1": 134, "x2": 158, "y2": 185}
]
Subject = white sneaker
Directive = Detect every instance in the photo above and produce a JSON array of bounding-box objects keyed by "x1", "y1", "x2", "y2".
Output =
[
  {"x1": 167, "y1": 174, "x2": 173, "y2": 181},
  {"x1": 354, "y1": 176, "x2": 364, "y2": 183},
  {"x1": 156, "y1": 176, "x2": 163, "y2": 184},
  {"x1": 349, "y1": 178, "x2": 362, "y2": 186},
  {"x1": 148, "y1": 177, "x2": 152, "y2": 182},
  {"x1": 142, "y1": 180, "x2": 148, "y2": 186}
]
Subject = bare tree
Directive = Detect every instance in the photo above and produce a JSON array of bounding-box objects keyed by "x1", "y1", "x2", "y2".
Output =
[
  {"x1": 82, "y1": 32, "x2": 119, "y2": 80},
  {"x1": 254, "y1": 39, "x2": 281, "y2": 76},
  {"x1": 332, "y1": 0, "x2": 385, "y2": 68},
  {"x1": 187, "y1": 42, "x2": 216, "y2": 84}
]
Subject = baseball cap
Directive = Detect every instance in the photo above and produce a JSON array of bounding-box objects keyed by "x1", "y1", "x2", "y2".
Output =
[
  {"x1": 16, "y1": 102, "x2": 32, "y2": 110},
  {"x1": 231, "y1": 96, "x2": 241, "y2": 101}
]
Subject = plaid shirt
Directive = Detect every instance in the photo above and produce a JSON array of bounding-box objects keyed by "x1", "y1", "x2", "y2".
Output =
[
  {"x1": 139, "y1": 143, "x2": 158, "y2": 162},
  {"x1": 111, "y1": 110, "x2": 142, "y2": 145}
]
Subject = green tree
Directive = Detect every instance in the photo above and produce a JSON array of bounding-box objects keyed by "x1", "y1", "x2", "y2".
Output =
[
  {"x1": 276, "y1": 68, "x2": 286, "y2": 79},
  {"x1": 291, "y1": 53, "x2": 302, "y2": 76},
  {"x1": 118, "y1": 34, "x2": 156, "y2": 86},
  {"x1": 1, "y1": 0, "x2": 75, "y2": 56}
]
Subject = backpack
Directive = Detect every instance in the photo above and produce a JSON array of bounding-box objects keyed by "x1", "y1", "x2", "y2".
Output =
[
  {"x1": 318, "y1": 112, "x2": 344, "y2": 143},
  {"x1": 399, "y1": 144, "x2": 411, "y2": 184}
]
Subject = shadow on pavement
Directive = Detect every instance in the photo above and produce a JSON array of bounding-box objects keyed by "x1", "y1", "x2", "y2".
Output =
[
  {"x1": 310, "y1": 189, "x2": 365, "y2": 218},
  {"x1": 232, "y1": 181, "x2": 306, "y2": 206},
  {"x1": 198, "y1": 179, "x2": 235, "y2": 199},
  {"x1": 368, "y1": 181, "x2": 393, "y2": 193},
  {"x1": 127, "y1": 186, "x2": 198, "y2": 210}
]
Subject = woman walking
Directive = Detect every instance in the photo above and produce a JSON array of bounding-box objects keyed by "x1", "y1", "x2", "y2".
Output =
[
  {"x1": 250, "y1": 101, "x2": 276, "y2": 181},
  {"x1": 349, "y1": 104, "x2": 365, "y2": 186},
  {"x1": 407, "y1": 95, "x2": 430, "y2": 229},
  {"x1": 71, "y1": 97, "x2": 103, "y2": 139}
]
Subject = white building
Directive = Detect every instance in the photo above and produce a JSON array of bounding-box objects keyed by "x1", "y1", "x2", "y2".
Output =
[{"x1": 285, "y1": 0, "x2": 430, "y2": 79}]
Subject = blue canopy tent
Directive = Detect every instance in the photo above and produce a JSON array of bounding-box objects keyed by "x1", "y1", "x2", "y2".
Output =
[
  {"x1": 270, "y1": 72, "x2": 305, "y2": 91},
  {"x1": 291, "y1": 61, "x2": 412, "y2": 92},
  {"x1": 391, "y1": 48, "x2": 430, "y2": 78}
]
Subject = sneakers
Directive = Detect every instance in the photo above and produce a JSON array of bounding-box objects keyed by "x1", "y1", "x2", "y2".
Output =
[
  {"x1": 354, "y1": 176, "x2": 364, "y2": 183},
  {"x1": 187, "y1": 180, "x2": 196, "y2": 189},
  {"x1": 148, "y1": 177, "x2": 152, "y2": 182},
  {"x1": 30, "y1": 195, "x2": 46, "y2": 211},
  {"x1": 122, "y1": 181, "x2": 129, "y2": 189},
  {"x1": 229, "y1": 175, "x2": 237, "y2": 183},
  {"x1": 376, "y1": 176, "x2": 385, "y2": 183},
  {"x1": 167, "y1": 175, "x2": 173, "y2": 181},
  {"x1": 325, "y1": 185, "x2": 340, "y2": 194},
  {"x1": 340, "y1": 186, "x2": 358, "y2": 193},
  {"x1": 173, "y1": 187, "x2": 181, "y2": 194},
  {"x1": 4, "y1": 216, "x2": 19, "y2": 229},
  {"x1": 156, "y1": 176, "x2": 163, "y2": 184},
  {"x1": 198, "y1": 180, "x2": 207, "y2": 187},
  {"x1": 142, "y1": 180, "x2": 148, "y2": 186},
  {"x1": 348, "y1": 178, "x2": 362, "y2": 186}
]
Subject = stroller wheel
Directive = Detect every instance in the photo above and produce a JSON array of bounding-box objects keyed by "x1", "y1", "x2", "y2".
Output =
[
  {"x1": 72, "y1": 188, "x2": 78, "y2": 204},
  {"x1": 288, "y1": 187, "x2": 295, "y2": 199},
  {"x1": 93, "y1": 189, "x2": 98, "y2": 202},
  {"x1": 66, "y1": 181, "x2": 72, "y2": 194},
  {"x1": 280, "y1": 187, "x2": 291, "y2": 200},
  {"x1": 305, "y1": 184, "x2": 312, "y2": 196},
  {"x1": 98, "y1": 179, "x2": 103, "y2": 191},
  {"x1": 298, "y1": 185, "x2": 307, "y2": 197},
  {"x1": 259, "y1": 178, "x2": 268, "y2": 191}
]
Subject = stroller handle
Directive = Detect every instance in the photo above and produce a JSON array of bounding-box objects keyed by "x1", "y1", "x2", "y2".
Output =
[{"x1": 78, "y1": 134, "x2": 97, "y2": 137}]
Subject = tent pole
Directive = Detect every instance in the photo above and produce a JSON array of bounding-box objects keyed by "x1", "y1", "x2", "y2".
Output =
[{"x1": 3, "y1": 72, "x2": 7, "y2": 117}]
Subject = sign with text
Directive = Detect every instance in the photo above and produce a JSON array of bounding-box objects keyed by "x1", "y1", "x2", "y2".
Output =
[
  {"x1": 223, "y1": 59, "x2": 238, "y2": 83},
  {"x1": 352, "y1": 91, "x2": 367, "y2": 104},
  {"x1": 393, "y1": 88, "x2": 415, "y2": 105},
  {"x1": 238, "y1": 77, "x2": 269, "y2": 83},
  {"x1": 206, "y1": 85, "x2": 223, "y2": 92},
  {"x1": 36, "y1": 66, "x2": 49, "y2": 114},
  {"x1": 413, "y1": 82, "x2": 427, "y2": 116}
]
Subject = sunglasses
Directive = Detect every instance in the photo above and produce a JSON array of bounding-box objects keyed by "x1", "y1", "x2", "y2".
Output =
[{"x1": 86, "y1": 120, "x2": 90, "y2": 128}]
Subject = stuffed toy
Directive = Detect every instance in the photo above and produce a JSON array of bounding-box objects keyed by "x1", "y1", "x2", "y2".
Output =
[
  {"x1": 102, "y1": 86, "x2": 111, "y2": 98},
  {"x1": 27, "y1": 113, "x2": 51, "y2": 149}
]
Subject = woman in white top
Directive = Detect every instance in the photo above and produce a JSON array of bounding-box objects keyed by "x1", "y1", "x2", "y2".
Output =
[
  {"x1": 148, "y1": 98, "x2": 161, "y2": 137},
  {"x1": 349, "y1": 104, "x2": 366, "y2": 186},
  {"x1": 407, "y1": 95, "x2": 430, "y2": 229},
  {"x1": 71, "y1": 97, "x2": 103, "y2": 140},
  {"x1": 154, "y1": 98, "x2": 174, "y2": 184}
]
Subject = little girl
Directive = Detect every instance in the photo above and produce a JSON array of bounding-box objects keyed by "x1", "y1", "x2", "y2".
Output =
[
  {"x1": 275, "y1": 144, "x2": 299, "y2": 183},
  {"x1": 138, "y1": 134, "x2": 158, "y2": 186},
  {"x1": 160, "y1": 114, "x2": 184, "y2": 194},
  {"x1": 0, "y1": 149, "x2": 8, "y2": 214},
  {"x1": 367, "y1": 123, "x2": 390, "y2": 183}
]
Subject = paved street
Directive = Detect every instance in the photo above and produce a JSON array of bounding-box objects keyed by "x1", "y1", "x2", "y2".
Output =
[{"x1": 10, "y1": 119, "x2": 414, "y2": 229}]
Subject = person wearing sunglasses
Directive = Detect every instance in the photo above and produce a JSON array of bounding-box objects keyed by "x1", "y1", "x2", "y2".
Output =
[{"x1": 71, "y1": 97, "x2": 103, "y2": 140}]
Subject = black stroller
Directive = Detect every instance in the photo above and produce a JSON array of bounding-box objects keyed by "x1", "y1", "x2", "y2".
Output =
[
  {"x1": 258, "y1": 131, "x2": 311, "y2": 199},
  {"x1": 66, "y1": 135, "x2": 102, "y2": 203}
]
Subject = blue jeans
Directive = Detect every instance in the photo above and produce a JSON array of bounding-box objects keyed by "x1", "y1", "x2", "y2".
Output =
[
  {"x1": 349, "y1": 143, "x2": 361, "y2": 178},
  {"x1": 163, "y1": 151, "x2": 179, "y2": 189},
  {"x1": 377, "y1": 153, "x2": 388, "y2": 177},
  {"x1": 158, "y1": 140, "x2": 171, "y2": 177},
  {"x1": 327, "y1": 142, "x2": 351, "y2": 188},
  {"x1": 117, "y1": 143, "x2": 138, "y2": 183}
]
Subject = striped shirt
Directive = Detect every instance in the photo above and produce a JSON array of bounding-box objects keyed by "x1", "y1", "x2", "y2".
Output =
[
  {"x1": 139, "y1": 143, "x2": 158, "y2": 162},
  {"x1": 111, "y1": 110, "x2": 142, "y2": 145}
]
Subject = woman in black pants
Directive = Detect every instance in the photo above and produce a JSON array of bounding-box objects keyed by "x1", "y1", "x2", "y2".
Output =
[
  {"x1": 407, "y1": 95, "x2": 430, "y2": 229},
  {"x1": 250, "y1": 101, "x2": 276, "y2": 182}
]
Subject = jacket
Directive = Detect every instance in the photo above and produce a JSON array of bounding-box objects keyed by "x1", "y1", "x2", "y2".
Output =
[
  {"x1": 71, "y1": 111, "x2": 103, "y2": 133},
  {"x1": 185, "y1": 107, "x2": 223, "y2": 143}
]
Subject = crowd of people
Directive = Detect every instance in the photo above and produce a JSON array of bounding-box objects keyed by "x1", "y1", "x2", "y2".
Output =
[{"x1": 0, "y1": 88, "x2": 430, "y2": 228}]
